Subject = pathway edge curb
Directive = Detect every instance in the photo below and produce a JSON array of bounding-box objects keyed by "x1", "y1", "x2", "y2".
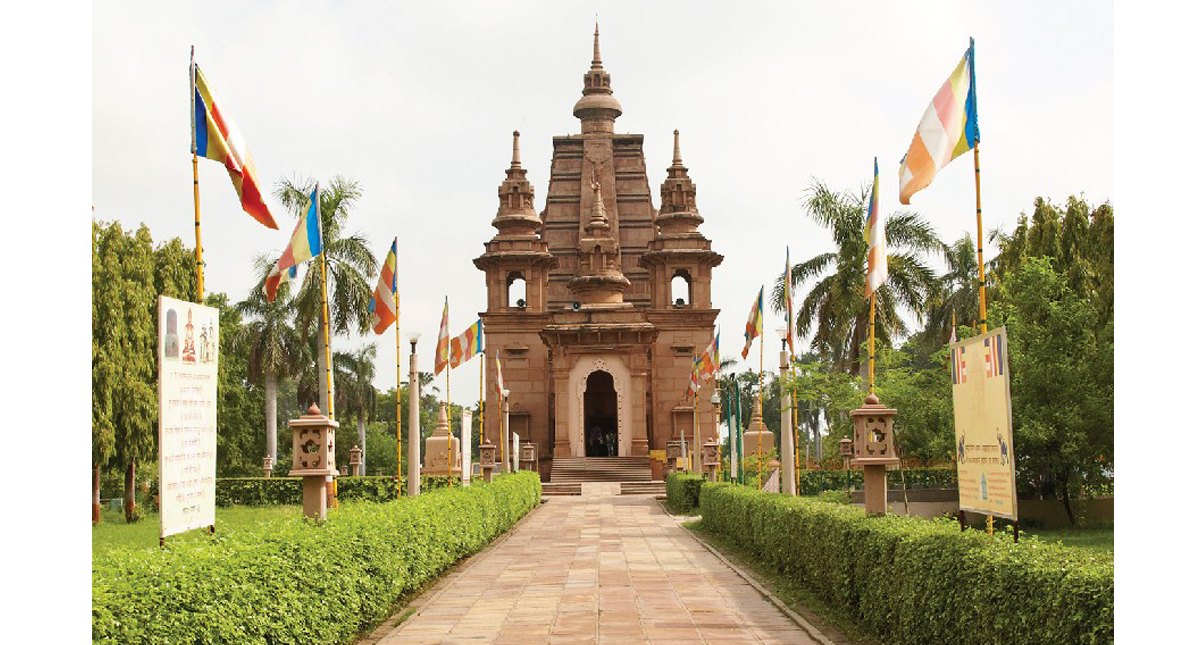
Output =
[{"x1": 661, "y1": 501, "x2": 838, "y2": 645}]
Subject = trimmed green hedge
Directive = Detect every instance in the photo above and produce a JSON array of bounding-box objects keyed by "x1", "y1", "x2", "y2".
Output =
[
  {"x1": 214, "y1": 475, "x2": 461, "y2": 507},
  {"x1": 666, "y1": 472, "x2": 704, "y2": 513},
  {"x1": 93, "y1": 472, "x2": 541, "y2": 645},
  {"x1": 698, "y1": 483, "x2": 1113, "y2": 645},
  {"x1": 799, "y1": 467, "x2": 958, "y2": 495}
]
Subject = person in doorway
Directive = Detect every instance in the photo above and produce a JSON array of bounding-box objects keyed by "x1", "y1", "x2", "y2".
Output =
[
  {"x1": 605, "y1": 427, "x2": 616, "y2": 457},
  {"x1": 589, "y1": 429, "x2": 602, "y2": 457}
]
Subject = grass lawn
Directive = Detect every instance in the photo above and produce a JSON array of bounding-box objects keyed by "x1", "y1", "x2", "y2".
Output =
[
  {"x1": 92, "y1": 504, "x2": 303, "y2": 555},
  {"x1": 1023, "y1": 526, "x2": 1114, "y2": 553}
]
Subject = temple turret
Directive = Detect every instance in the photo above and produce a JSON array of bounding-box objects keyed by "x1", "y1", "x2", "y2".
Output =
[
  {"x1": 567, "y1": 170, "x2": 631, "y2": 305},
  {"x1": 572, "y1": 23, "x2": 623, "y2": 134}
]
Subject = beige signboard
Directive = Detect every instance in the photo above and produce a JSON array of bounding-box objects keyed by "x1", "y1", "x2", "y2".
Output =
[
  {"x1": 157, "y1": 295, "x2": 219, "y2": 538},
  {"x1": 461, "y1": 410, "x2": 472, "y2": 485},
  {"x1": 949, "y1": 327, "x2": 1017, "y2": 520}
]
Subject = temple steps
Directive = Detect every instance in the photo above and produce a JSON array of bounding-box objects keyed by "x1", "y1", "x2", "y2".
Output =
[{"x1": 550, "y1": 457, "x2": 654, "y2": 483}]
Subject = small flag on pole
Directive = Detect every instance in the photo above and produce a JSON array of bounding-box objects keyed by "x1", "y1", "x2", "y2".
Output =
[
  {"x1": 495, "y1": 355, "x2": 506, "y2": 398},
  {"x1": 434, "y1": 297, "x2": 450, "y2": 376},
  {"x1": 264, "y1": 185, "x2": 322, "y2": 302},
  {"x1": 449, "y1": 319, "x2": 484, "y2": 369},
  {"x1": 742, "y1": 286, "x2": 764, "y2": 359},
  {"x1": 686, "y1": 356, "x2": 702, "y2": 400},
  {"x1": 865, "y1": 158, "x2": 887, "y2": 299},
  {"x1": 898, "y1": 39, "x2": 980, "y2": 205},
  {"x1": 784, "y1": 249, "x2": 795, "y2": 355},
  {"x1": 697, "y1": 331, "x2": 720, "y2": 384},
  {"x1": 191, "y1": 56, "x2": 278, "y2": 229},
  {"x1": 368, "y1": 238, "x2": 398, "y2": 334}
]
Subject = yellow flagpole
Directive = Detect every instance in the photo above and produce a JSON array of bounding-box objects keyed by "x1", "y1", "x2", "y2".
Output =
[
  {"x1": 757, "y1": 333, "x2": 763, "y2": 488},
  {"x1": 192, "y1": 153, "x2": 204, "y2": 302},
  {"x1": 319, "y1": 253, "x2": 334, "y2": 419},
  {"x1": 394, "y1": 288, "x2": 402, "y2": 499},
  {"x1": 974, "y1": 142, "x2": 987, "y2": 334},
  {"x1": 478, "y1": 352, "x2": 484, "y2": 470},
  {"x1": 869, "y1": 293, "x2": 876, "y2": 394},
  {"x1": 447, "y1": 355, "x2": 452, "y2": 483}
]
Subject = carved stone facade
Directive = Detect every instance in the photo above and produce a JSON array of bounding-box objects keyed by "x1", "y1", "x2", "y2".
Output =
[{"x1": 474, "y1": 26, "x2": 723, "y2": 478}]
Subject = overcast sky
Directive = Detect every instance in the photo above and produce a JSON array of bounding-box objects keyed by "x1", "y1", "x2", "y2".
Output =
[{"x1": 92, "y1": 1, "x2": 1113, "y2": 402}]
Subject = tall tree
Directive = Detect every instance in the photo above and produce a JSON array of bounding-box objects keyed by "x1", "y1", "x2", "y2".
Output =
[
  {"x1": 335, "y1": 344, "x2": 377, "y2": 474},
  {"x1": 236, "y1": 258, "x2": 303, "y2": 467},
  {"x1": 274, "y1": 176, "x2": 377, "y2": 418},
  {"x1": 772, "y1": 179, "x2": 942, "y2": 377},
  {"x1": 919, "y1": 234, "x2": 980, "y2": 347}
]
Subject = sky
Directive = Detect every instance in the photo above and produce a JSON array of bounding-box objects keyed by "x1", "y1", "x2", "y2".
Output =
[{"x1": 92, "y1": 0, "x2": 1113, "y2": 404}]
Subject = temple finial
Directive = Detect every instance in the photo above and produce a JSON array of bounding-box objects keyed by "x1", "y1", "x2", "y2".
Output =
[
  {"x1": 673, "y1": 129, "x2": 682, "y2": 165},
  {"x1": 592, "y1": 20, "x2": 602, "y2": 69},
  {"x1": 511, "y1": 130, "x2": 521, "y2": 168}
]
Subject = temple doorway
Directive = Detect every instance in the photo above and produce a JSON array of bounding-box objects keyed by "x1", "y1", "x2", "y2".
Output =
[{"x1": 584, "y1": 370, "x2": 618, "y2": 457}]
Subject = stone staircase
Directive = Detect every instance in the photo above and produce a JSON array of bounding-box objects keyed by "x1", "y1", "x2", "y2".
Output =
[
  {"x1": 550, "y1": 457, "x2": 653, "y2": 483},
  {"x1": 541, "y1": 482, "x2": 582, "y2": 496}
]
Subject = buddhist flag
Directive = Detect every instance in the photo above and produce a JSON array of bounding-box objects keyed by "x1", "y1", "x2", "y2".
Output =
[
  {"x1": 898, "y1": 39, "x2": 980, "y2": 205},
  {"x1": 495, "y1": 355, "x2": 506, "y2": 398},
  {"x1": 190, "y1": 50, "x2": 278, "y2": 229},
  {"x1": 783, "y1": 248, "x2": 795, "y2": 355},
  {"x1": 741, "y1": 286, "x2": 764, "y2": 359},
  {"x1": 369, "y1": 238, "x2": 398, "y2": 334},
  {"x1": 686, "y1": 356, "x2": 702, "y2": 400},
  {"x1": 865, "y1": 158, "x2": 887, "y2": 299},
  {"x1": 697, "y1": 331, "x2": 720, "y2": 384},
  {"x1": 264, "y1": 185, "x2": 322, "y2": 302},
  {"x1": 449, "y1": 319, "x2": 484, "y2": 369},
  {"x1": 434, "y1": 297, "x2": 450, "y2": 376}
]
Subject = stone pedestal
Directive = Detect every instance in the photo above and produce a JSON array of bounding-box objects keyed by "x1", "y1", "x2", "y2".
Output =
[
  {"x1": 287, "y1": 404, "x2": 339, "y2": 521},
  {"x1": 701, "y1": 440, "x2": 720, "y2": 481},
  {"x1": 850, "y1": 394, "x2": 900, "y2": 516},
  {"x1": 480, "y1": 439, "x2": 497, "y2": 483},
  {"x1": 423, "y1": 403, "x2": 461, "y2": 478},
  {"x1": 519, "y1": 442, "x2": 538, "y2": 473}
]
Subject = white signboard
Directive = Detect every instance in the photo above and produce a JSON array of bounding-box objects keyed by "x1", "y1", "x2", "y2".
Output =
[
  {"x1": 461, "y1": 410, "x2": 472, "y2": 485},
  {"x1": 512, "y1": 432, "x2": 520, "y2": 472},
  {"x1": 157, "y1": 295, "x2": 219, "y2": 539}
]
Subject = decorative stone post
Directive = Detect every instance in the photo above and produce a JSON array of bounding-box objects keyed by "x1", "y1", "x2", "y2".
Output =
[
  {"x1": 779, "y1": 344, "x2": 796, "y2": 495},
  {"x1": 349, "y1": 445, "x2": 363, "y2": 477},
  {"x1": 287, "y1": 404, "x2": 339, "y2": 521},
  {"x1": 262, "y1": 455, "x2": 274, "y2": 478},
  {"x1": 407, "y1": 333, "x2": 421, "y2": 497},
  {"x1": 701, "y1": 440, "x2": 720, "y2": 481},
  {"x1": 520, "y1": 441, "x2": 538, "y2": 473},
  {"x1": 849, "y1": 394, "x2": 900, "y2": 515},
  {"x1": 479, "y1": 438, "x2": 497, "y2": 483},
  {"x1": 423, "y1": 403, "x2": 461, "y2": 479},
  {"x1": 665, "y1": 439, "x2": 685, "y2": 476}
]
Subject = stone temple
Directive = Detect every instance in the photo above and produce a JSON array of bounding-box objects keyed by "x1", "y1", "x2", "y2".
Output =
[{"x1": 475, "y1": 27, "x2": 722, "y2": 482}]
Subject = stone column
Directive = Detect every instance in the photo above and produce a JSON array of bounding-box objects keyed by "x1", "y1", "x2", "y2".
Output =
[
  {"x1": 780, "y1": 349, "x2": 796, "y2": 496},
  {"x1": 408, "y1": 337, "x2": 421, "y2": 497}
]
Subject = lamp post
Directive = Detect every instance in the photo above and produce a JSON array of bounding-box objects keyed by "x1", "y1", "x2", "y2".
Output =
[
  {"x1": 776, "y1": 327, "x2": 795, "y2": 495},
  {"x1": 407, "y1": 332, "x2": 421, "y2": 497},
  {"x1": 501, "y1": 388, "x2": 511, "y2": 474},
  {"x1": 710, "y1": 391, "x2": 721, "y2": 480}
]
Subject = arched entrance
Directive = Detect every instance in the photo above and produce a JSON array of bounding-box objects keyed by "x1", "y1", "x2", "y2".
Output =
[{"x1": 584, "y1": 370, "x2": 618, "y2": 457}]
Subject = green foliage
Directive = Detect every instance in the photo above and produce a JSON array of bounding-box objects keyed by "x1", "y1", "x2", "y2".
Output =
[
  {"x1": 665, "y1": 473, "x2": 704, "y2": 513},
  {"x1": 872, "y1": 343, "x2": 955, "y2": 462},
  {"x1": 698, "y1": 483, "x2": 1113, "y2": 645},
  {"x1": 799, "y1": 467, "x2": 957, "y2": 495},
  {"x1": 208, "y1": 293, "x2": 267, "y2": 477},
  {"x1": 93, "y1": 472, "x2": 541, "y2": 645},
  {"x1": 214, "y1": 476, "x2": 463, "y2": 506}
]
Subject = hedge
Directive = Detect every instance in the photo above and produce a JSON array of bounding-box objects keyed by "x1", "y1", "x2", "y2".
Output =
[
  {"x1": 665, "y1": 472, "x2": 704, "y2": 513},
  {"x1": 93, "y1": 471, "x2": 541, "y2": 645},
  {"x1": 214, "y1": 475, "x2": 461, "y2": 507},
  {"x1": 698, "y1": 483, "x2": 1113, "y2": 645},
  {"x1": 798, "y1": 467, "x2": 958, "y2": 495}
]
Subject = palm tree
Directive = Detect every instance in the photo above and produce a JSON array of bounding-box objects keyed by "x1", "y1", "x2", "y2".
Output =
[
  {"x1": 920, "y1": 234, "x2": 980, "y2": 346},
  {"x1": 275, "y1": 176, "x2": 377, "y2": 418},
  {"x1": 237, "y1": 258, "x2": 304, "y2": 466},
  {"x1": 336, "y1": 344, "x2": 377, "y2": 474},
  {"x1": 771, "y1": 178, "x2": 942, "y2": 377}
]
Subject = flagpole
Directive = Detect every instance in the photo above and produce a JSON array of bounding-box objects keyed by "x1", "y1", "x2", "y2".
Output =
[
  {"x1": 317, "y1": 185, "x2": 334, "y2": 421},
  {"x1": 478, "y1": 353, "x2": 484, "y2": 473},
  {"x1": 394, "y1": 288, "x2": 402, "y2": 498},
  {"x1": 189, "y1": 46, "x2": 204, "y2": 303},
  {"x1": 974, "y1": 140, "x2": 987, "y2": 334},
  {"x1": 447, "y1": 356, "x2": 453, "y2": 483},
  {"x1": 868, "y1": 293, "x2": 876, "y2": 394}
]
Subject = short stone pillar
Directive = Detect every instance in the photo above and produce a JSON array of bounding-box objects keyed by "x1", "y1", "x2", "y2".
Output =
[
  {"x1": 519, "y1": 442, "x2": 538, "y2": 473},
  {"x1": 287, "y1": 404, "x2": 339, "y2": 521},
  {"x1": 349, "y1": 445, "x2": 363, "y2": 477},
  {"x1": 423, "y1": 403, "x2": 461, "y2": 479},
  {"x1": 849, "y1": 394, "x2": 900, "y2": 516},
  {"x1": 701, "y1": 440, "x2": 721, "y2": 481},
  {"x1": 665, "y1": 439, "x2": 685, "y2": 476},
  {"x1": 479, "y1": 439, "x2": 497, "y2": 483},
  {"x1": 262, "y1": 455, "x2": 274, "y2": 478}
]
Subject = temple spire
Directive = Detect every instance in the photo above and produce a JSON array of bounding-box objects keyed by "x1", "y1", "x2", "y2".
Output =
[
  {"x1": 672, "y1": 129, "x2": 682, "y2": 166},
  {"x1": 511, "y1": 130, "x2": 521, "y2": 168},
  {"x1": 592, "y1": 21, "x2": 603, "y2": 70}
]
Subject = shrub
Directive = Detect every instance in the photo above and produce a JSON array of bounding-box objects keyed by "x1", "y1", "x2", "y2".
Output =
[
  {"x1": 698, "y1": 483, "x2": 1113, "y2": 645},
  {"x1": 93, "y1": 472, "x2": 541, "y2": 645},
  {"x1": 666, "y1": 472, "x2": 704, "y2": 513},
  {"x1": 214, "y1": 476, "x2": 462, "y2": 507},
  {"x1": 798, "y1": 467, "x2": 957, "y2": 495}
]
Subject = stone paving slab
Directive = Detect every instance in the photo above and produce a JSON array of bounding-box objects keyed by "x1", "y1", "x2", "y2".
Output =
[{"x1": 378, "y1": 490, "x2": 820, "y2": 645}]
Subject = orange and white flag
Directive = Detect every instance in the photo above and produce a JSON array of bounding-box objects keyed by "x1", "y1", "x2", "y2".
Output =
[{"x1": 434, "y1": 297, "x2": 450, "y2": 375}]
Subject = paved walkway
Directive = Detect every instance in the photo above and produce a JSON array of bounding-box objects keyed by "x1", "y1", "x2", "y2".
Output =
[{"x1": 379, "y1": 484, "x2": 818, "y2": 645}]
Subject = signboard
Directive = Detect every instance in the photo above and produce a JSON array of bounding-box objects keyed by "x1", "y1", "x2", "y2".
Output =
[
  {"x1": 461, "y1": 410, "x2": 472, "y2": 485},
  {"x1": 157, "y1": 296, "x2": 219, "y2": 538},
  {"x1": 949, "y1": 327, "x2": 1017, "y2": 520},
  {"x1": 512, "y1": 432, "x2": 520, "y2": 472}
]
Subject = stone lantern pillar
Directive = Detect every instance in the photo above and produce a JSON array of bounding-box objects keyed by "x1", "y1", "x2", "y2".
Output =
[
  {"x1": 262, "y1": 455, "x2": 274, "y2": 478},
  {"x1": 701, "y1": 440, "x2": 720, "y2": 481},
  {"x1": 349, "y1": 445, "x2": 363, "y2": 477},
  {"x1": 423, "y1": 403, "x2": 461, "y2": 479},
  {"x1": 849, "y1": 394, "x2": 900, "y2": 515},
  {"x1": 479, "y1": 438, "x2": 497, "y2": 483},
  {"x1": 287, "y1": 404, "x2": 340, "y2": 521},
  {"x1": 519, "y1": 442, "x2": 538, "y2": 473},
  {"x1": 665, "y1": 439, "x2": 685, "y2": 476}
]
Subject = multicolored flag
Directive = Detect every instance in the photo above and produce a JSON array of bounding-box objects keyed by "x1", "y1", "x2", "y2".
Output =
[
  {"x1": 741, "y1": 286, "x2": 764, "y2": 359},
  {"x1": 368, "y1": 238, "x2": 398, "y2": 334},
  {"x1": 898, "y1": 39, "x2": 979, "y2": 205},
  {"x1": 951, "y1": 345, "x2": 968, "y2": 384},
  {"x1": 263, "y1": 185, "x2": 322, "y2": 302},
  {"x1": 783, "y1": 249, "x2": 795, "y2": 356},
  {"x1": 449, "y1": 319, "x2": 484, "y2": 369},
  {"x1": 697, "y1": 331, "x2": 720, "y2": 384},
  {"x1": 865, "y1": 158, "x2": 887, "y2": 299},
  {"x1": 190, "y1": 51, "x2": 277, "y2": 229},
  {"x1": 434, "y1": 297, "x2": 450, "y2": 376},
  {"x1": 686, "y1": 356, "x2": 702, "y2": 400},
  {"x1": 495, "y1": 355, "x2": 506, "y2": 398}
]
